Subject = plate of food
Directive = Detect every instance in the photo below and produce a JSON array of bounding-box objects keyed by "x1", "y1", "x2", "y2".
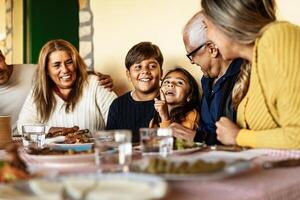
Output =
[
  {"x1": 0, "y1": 144, "x2": 31, "y2": 183},
  {"x1": 49, "y1": 142, "x2": 94, "y2": 152},
  {"x1": 172, "y1": 140, "x2": 206, "y2": 155},
  {"x1": 46, "y1": 126, "x2": 94, "y2": 152},
  {"x1": 8, "y1": 173, "x2": 167, "y2": 200},
  {"x1": 20, "y1": 148, "x2": 94, "y2": 164},
  {"x1": 130, "y1": 156, "x2": 254, "y2": 181},
  {"x1": 133, "y1": 140, "x2": 205, "y2": 155}
]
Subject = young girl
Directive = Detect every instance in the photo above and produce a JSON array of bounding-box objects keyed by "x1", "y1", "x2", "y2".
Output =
[{"x1": 149, "y1": 67, "x2": 200, "y2": 144}]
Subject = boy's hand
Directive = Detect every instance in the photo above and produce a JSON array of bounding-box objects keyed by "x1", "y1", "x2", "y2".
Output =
[
  {"x1": 95, "y1": 72, "x2": 114, "y2": 91},
  {"x1": 154, "y1": 90, "x2": 169, "y2": 121}
]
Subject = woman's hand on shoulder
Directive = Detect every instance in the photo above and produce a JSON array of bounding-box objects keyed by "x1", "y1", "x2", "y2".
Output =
[{"x1": 215, "y1": 117, "x2": 240, "y2": 145}]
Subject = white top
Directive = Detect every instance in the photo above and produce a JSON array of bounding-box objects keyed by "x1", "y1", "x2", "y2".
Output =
[
  {"x1": 17, "y1": 75, "x2": 117, "y2": 134},
  {"x1": 0, "y1": 64, "x2": 36, "y2": 135}
]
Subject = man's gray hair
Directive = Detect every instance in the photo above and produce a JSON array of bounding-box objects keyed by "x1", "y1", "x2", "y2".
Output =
[{"x1": 183, "y1": 11, "x2": 207, "y2": 48}]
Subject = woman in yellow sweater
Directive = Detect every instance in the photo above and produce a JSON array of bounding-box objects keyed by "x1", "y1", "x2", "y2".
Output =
[{"x1": 201, "y1": 0, "x2": 300, "y2": 149}]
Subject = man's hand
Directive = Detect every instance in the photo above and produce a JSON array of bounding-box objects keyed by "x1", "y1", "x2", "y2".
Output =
[
  {"x1": 169, "y1": 122, "x2": 196, "y2": 145},
  {"x1": 154, "y1": 90, "x2": 169, "y2": 121},
  {"x1": 215, "y1": 117, "x2": 240, "y2": 145},
  {"x1": 92, "y1": 72, "x2": 114, "y2": 91}
]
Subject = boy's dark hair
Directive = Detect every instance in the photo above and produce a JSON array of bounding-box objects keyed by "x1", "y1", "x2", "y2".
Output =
[
  {"x1": 153, "y1": 67, "x2": 200, "y2": 125},
  {"x1": 125, "y1": 42, "x2": 164, "y2": 70}
]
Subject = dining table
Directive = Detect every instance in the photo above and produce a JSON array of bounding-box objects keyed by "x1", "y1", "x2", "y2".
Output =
[
  {"x1": 165, "y1": 156, "x2": 300, "y2": 200},
  {"x1": 2, "y1": 139, "x2": 300, "y2": 200}
]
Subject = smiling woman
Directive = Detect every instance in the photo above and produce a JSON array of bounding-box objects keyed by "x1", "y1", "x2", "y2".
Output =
[
  {"x1": 47, "y1": 50, "x2": 77, "y2": 99},
  {"x1": 17, "y1": 39, "x2": 117, "y2": 134}
]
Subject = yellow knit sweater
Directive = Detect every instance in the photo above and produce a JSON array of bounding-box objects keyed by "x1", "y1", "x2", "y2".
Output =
[{"x1": 236, "y1": 21, "x2": 300, "y2": 149}]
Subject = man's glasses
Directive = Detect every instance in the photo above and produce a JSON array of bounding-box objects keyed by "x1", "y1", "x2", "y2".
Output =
[{"x1": 186, "y1": 43, "x2": 206, "y2": 62}]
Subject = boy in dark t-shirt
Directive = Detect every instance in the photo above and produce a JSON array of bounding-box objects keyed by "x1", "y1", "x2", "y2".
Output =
[{"x1": 106, "y1": 42, "x2": 164, "y2": 143}]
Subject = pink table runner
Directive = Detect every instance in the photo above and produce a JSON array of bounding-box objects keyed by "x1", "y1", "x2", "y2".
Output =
[
  {"x1": 165, "y1": 165, "x2": 300, "y2": 200},
  {"x1": 164, "y1": 149, "x2": 300, "y2": 200}
]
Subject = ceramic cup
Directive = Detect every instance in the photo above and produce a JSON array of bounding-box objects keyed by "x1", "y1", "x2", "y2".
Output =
[{"x1": 0, "y1": 115, "x2": 12, "y2": 149}]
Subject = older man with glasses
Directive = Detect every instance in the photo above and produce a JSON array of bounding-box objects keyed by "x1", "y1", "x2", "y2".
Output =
[{"x1": 169, "y1": 11, "x2": 244, "y2": 145}]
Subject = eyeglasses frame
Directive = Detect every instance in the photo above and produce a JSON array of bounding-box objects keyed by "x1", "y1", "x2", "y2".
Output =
[{"x1": 186, "y1": 43, "x2": 206, "y2": 62}]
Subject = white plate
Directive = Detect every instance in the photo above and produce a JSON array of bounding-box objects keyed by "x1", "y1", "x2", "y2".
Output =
[
  {"x1": 172, "y1": 146, "x2": 203, "y2": 155},
  {"x1": 10, "y1": 173, "x2": 167, "y2": 200},
  {"x1": 49, "y1": 142, "x2": 93, "y2": 152},
  {"x1": 132, "y1": 156, "x2": 254, "y2": 181},
  {"x1": 163, "y1": 160, "x2": 254, "y2": 181},
  {"x1": 20, "y1": 149, "x2": 94, "y2": 164},
  {"x1": 133, "y1": 142, "x2": 205, "y2": 155}
]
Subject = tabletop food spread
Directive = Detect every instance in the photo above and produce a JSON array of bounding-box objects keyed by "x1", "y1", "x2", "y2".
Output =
[{"x1": 1, "y1": 126, "x2": 300, "y2": 200}]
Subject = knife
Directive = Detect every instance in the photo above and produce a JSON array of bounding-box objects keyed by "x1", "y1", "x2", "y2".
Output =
[{"x1": 263, "y1": 158, "x2": 300, "y2": 169}]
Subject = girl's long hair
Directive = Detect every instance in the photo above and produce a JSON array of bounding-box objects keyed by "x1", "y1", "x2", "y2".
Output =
[
  {"x1": 152, "y1": 67, "x2": 200, "y2": 126},
  {"x1": 33, "y1": 39, "x2": 88, "y2": 122}
]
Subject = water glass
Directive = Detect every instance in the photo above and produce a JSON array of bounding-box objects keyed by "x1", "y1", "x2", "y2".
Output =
[
  {"x1": 93, "y1": 130, "x2": 132, "y2": 172},
  {"x1": 140, "y1": 128, "x2": 173, "y2": 157},
  {"x1": 22, "y1": 124, "x2": 46, "y2": 149}
]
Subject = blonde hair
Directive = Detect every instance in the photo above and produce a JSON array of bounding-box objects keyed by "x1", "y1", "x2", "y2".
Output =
[
  {"x1": 232, "y1": 61, "x2": 251, "y2": 110},
  {"x1": 33, "y1": 39, "x2": 88, "y2": 122},
  {"x1": 201, "y1": 0, "x2": 276, "y2": 44},
  {"x1": 201, "y1": 0, "x2": 276, "y2": 109}
]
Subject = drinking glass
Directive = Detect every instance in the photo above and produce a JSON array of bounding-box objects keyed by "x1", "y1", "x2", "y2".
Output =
[
  {"x1": 140, "y1": 128, "x2": 173, "y2": 157},
  {"x1": 22, "y1": 124, "x2": 46, "y2": 149},
  {"x1": 93, "y1": 130, "x2": 132, "y2": 172}
]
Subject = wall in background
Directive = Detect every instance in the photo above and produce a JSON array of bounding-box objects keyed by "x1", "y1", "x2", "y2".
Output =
[
  {"x1": 79, "y1": 0, "x2": 94, "y2": 70},
  {"x1": 0, "y1": 0, "x2": 12, "y2": 63},
  {"x1": 90, "y1": 0, "x2": 300, "y2": 96},
  {"x1": 24, "y1": 0, "x2": 79, "y2": 63},
  {"x1": 277, "y1": 0, "x2": 300, "y2": 25},
  {"x1": 0, "y1": 0, "x2": 6, "y2": 53},
  {"x1": 91, "y1": 0, "x2": 201, "y2": 95},
  {"x1": 12, "y1": 0, "x2": 23, "y2": 64},
  {"x1": 4, "y1": 0, "x2": 300, "y2": 90},
  {"x1": 0, "y1": 0, "x2": 23, "y2": 64}
]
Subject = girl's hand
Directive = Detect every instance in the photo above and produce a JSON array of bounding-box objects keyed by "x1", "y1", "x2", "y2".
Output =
[
  {"x1": 169, "y1": 122, "x2": 196, "y2": 145},
  {"x1": 215, "y1": 117, "x2": 240, "y2": 145},
  {"x1": 154, "y1": 90, "x2": 169, "y2": 121}
]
